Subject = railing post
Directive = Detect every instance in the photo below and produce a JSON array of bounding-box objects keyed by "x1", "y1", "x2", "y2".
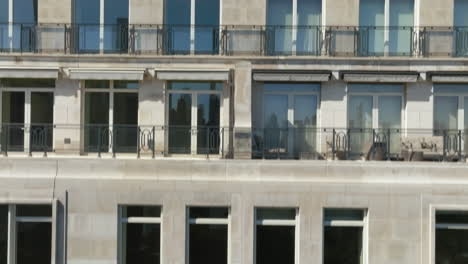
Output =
[
  {"x1": 443, "y1": 130, "x2": 447, "y2": 161},
  {"x1": 4, "y1": 125, "x2": 8, "y2": 157},
  {"x1": 97, "y1": 126, "x2": 102, "y2": 158},
  {"x1": 137, "y1": 126, "x2": 141, "y2": 159},
  {"x1": 459, "y1": 129, "x2": 462, "y2": 162},
  {"x1": 332, "y1": 128, "x2": 336, "y2": 161},
  {"x1": 152, "y1": 126, "x2": 156, "y2": 159},
  {"x1": 43, "y1": 126, "x2": 48, "y2": 157},
  {"x1": 112, "y1": 126, "x2": 116, "y2": 158},
  {"x1": 221, "y1": 127, "x2": 225, "y2": 158}
]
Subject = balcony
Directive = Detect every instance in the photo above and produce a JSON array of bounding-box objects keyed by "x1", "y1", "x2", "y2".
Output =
[
  {"x1": 0, "y1": 23, "x2": 467, "y2": 58},
  {"x1": 0, "y1": 124, "x2": 466, "y2": 162}
]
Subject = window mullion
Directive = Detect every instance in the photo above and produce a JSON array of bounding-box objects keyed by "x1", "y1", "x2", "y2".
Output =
[
  {"x1": 292, "y1": 0, "x2": 297, "y2": 55},
  {"x1": 190, "y1": 0, "x2": 196, "y2": 54},
  {"x1": 7, "y1": 205, "x2": 16, "y2": 264},
  {"x1": 99, "y1": 0, "x2": 105, "y2": 53},
  {"x1": 8, "y1": 0, "x2": 12, "y2": 51}
]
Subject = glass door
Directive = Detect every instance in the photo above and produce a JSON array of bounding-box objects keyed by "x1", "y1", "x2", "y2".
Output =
[
  {"x1": 293, "y1": 95, "x2": 318, "y2": 158},
  {"x1": 84, "y1": 92, "x2": 110, "y2": 152},
  {"x1": 113, "y1": 93, "x2": 138, "y2": 153},
  {"x1": 30, "y1": 92, "x2": 53, "y2": 152},
  {"x1": 168, "y1": 93, "x2": 192, "y2": 154},
  {"x1": 197, "y1": 94, "x2": 220, "y2": 154},
  {"x1": 263, "y1": 94, "x2": 288, "y2": 157},
  {"x1": 1, "y1": 91, "x2": 25, "y2": 152},
  {"x1": 348, "y1": 95, "x2": 373, "y2": 155},
  {"x1": 378, "y1": 96, "x2": 402, "y2": 154}
]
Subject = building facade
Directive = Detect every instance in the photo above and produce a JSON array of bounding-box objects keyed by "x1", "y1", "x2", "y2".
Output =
[{"x1": 1, "y1": 0, "x2": 468, "y2": 264}]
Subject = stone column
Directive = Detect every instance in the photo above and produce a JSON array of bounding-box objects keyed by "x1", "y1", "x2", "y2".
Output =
[
  {"x1": 54, "y1": 79, "x2": 81, "y2": 155},
  {"x1": 323, "y1": 0, "x2": 359, "y2": 26},
  {"x1": 233, "y1": 62, "x2": 253, "y2": 159},
  {"x1": 138, "y1": 78, "x2": 165, "y2": 157}
]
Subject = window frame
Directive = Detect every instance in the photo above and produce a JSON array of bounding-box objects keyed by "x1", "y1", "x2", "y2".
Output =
[
  {"x1": 322, "y1": 208, "x2": 368, "y2": 264},
  {"x1": 433, "y1": 91, "x2": 467, "y2": 132},
  {"x1": 347, "y1": 84, "x2": 405, "y2": 130},
  {"x1": 82, "y1": 80, "x2": 139, "y2": 154},
  {"x1": 0, "y1": 80, "x2": 56, "y2": 153},
  {"x1": 164, "y1": 81, "x2": 225, "y2": 156},
  {"x1": 118, "y1": 205, "x2": 162, "y2": 264},
  {"x1": 186, "y1": 206, "x2": 231, "y2": 264},
  {"x1": 254, "y1": 207, "x2": 299, "y2": 264},
  {"x1": 1, "y1": 203, "x2": 54, "y2": 264},
  {"x1": 3, "y1": 0, "x2": 38, "y2": 51}
]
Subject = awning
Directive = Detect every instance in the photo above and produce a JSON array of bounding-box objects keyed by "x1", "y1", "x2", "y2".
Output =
[
  {"x1": 342, "y1": 72, "x2": 419, "y2": 83},
  {"x1": 253, "y1": 71, "x2": 331, "y2": 82},
  {"x1": 155, "y1": 69, "x2": 230, "y2": 81},
  {"x1": 429, "y1": 72, "x2": 468, "y2": 83},
  {"x1": 0, "y1": 67, "x2": 59, "y2": 79},
  {"x1": 68, "y1": 68, "x2": 146, "y2": 80}
]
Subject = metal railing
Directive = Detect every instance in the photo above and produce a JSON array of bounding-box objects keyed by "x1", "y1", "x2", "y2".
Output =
[
  {"x1": 1, "y1": 23, "x2": 468, "y2": 57},
  {"x1": 0, "y1": 124, "x2": 466, "y2": 162}
]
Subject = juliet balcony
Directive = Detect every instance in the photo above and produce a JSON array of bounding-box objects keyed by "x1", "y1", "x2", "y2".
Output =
[{"x1": 0, "y1": 23, "x2": 467, "y2": 57}]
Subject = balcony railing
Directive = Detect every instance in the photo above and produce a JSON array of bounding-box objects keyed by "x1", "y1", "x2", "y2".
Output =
[
  {"x1": 0, "y1": 124, "x2": 467, "y2": 162},
  {"x1": 1, "y1": 23, "x2": 468, "y2": 57}
]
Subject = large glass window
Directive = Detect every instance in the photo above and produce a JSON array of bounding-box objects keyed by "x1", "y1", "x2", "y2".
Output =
[
  {"x1": 119, "y1": 206, "x2": 161, "y2": 264},
  {"x1": 324, "y1": 209, "x2": 366, "y2": 264},
  {"x1": 0, "y1": 0, "x2": 37, "y2": 52},
  {"x1": 0, "y1": 79, "x2": 55, "y2": 153},
  {"x1": 84, "y1": 80, "x2": 139, "y2": 153},
  {"x1": 259, "y1": 83, "x2": 319, "y2": 159},
  {"x1": 0, "y1": 204, "x2": 52, "y2": 264},
  {"x1": 359, "y1": 0, "x2": 414, "y2": 56},
  {"x1": 188, "y1": 207, "x2": 229, "y2": 264},
  {"x1": 255, "y1": 208, "x2": 297, "y2": 264},
  {"x1": 436, "y1": 211, "x2": 468, "y2": 264},
  {"x1": 167, "y1": 82, "x2": 222, "y2": 155},
  {"x1": 73, "y1": 0, "x2": 129, "y2": 53},
  {"x1": 433, "y1": 84, "x2": 468, "y2": 132},
  {"x1": 164, "y1": 0, "x2": 220, "y2": 54},
  {"x1": 0, "y1": 0, "x2": 8, "y2": 51},
  {"x1": 266, "y1": 0, "x2": 322, "y2": 55},
  {"x1": 347, "y1": 84, "x2": 403, "y2": 158},
  {"x1": 455, "y1": 0, "x2": 468, "y2": 56}
]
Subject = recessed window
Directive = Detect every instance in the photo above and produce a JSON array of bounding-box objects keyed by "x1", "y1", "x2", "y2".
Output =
[
  {"x1": 323, "y1": 208, "x2": 366, "y2": 264},
  {"x1": 255, "y1": 208, "x2": 297, "y2": 264},
  {"x1": 436, "y1": 211, "x2": 468, "y2": 264},
  {"x1": 0, "y1": 204, "x2": 53, "y2": 264},
  {"x1": 188, "y1": 207, "x2": 229, "y2": 264},
  {"x1": 119, "y1": 206, "x2": 161, "y2": 264},
  {"x1": 0, "y1": 79, "x2": 55, "y2": 88}
]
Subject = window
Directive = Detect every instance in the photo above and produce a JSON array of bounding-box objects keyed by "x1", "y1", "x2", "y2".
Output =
[
  {"x1": 266, "y1": 0, "x2": 322, "y2": 55},
  {"x1": 324, "y1": 208, "x2": 367, "y2": 264},
  {"x1": 433, "y1": 84, "x2": 468, "y2": 132},
  {"x1": 119, "y1": 206, "x2": 161, "y2": 264},
  {"x1": 73, "y1": 0, "x2": 129, "y2": 53},
  {"x1": 0, "y1": 79, "x2": 55, "y2": 153},
  {"x1": 359, "y1": 0, "x2": 414, "y2": 56},
  {"x1": 455, "y1": 0, "x2": 468, "y2": 56},
  {"x1": 0, "y1": 0, "x2": 37, "y2": 52},
  {"x1": 0, "y1": 204, "x2": 52, "y2": 264},
  {"x1": 258, "y1": 83, "x2": 319, "y2": 159},
  {"x1": 188, "y1": 207, "x2": 229, "y2": 264},
  {"x1": 164, "y1": 0, "x2": 220, "y2": 54},
  {"x1": 167, "y1": 82, "x2": 223, "y2": 155},
  {"x1": 436, "y1": 211, "x2": 468, "y2": 264},
  {"x1": 84, "y1": 80, "x2": 139, "y2": 153},
  {"x1": 255, "y1": 208, "x2": 297, "y2": 264},
  {"x1": 347, "y1": 84, "x2": 403, "y2": 157}
]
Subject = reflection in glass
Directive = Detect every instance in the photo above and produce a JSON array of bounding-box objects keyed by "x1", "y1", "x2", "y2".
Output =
[
  {"x1": 125, "y1": 223, "x2": 160, "y2": 264},
  {"x1": 455, "y1": 0, "x2": 468, "y2": 56},
  {"x1": 84, "y1": 93, "x2": 109, "y2": 152},
  {"x1": 169, "y1": 93, "x2": 192, "y2": 154},
  {"x1": 297, "y1": 0, "x2": 322, "y2": 55},
  {"x1": 257, "y1": 208, "x2": 296, "y2": 220},
  {"x1": 114, "y1": 93, "x2": 138, "y2": 153},
  {"x1": 17, "y1": 222, "x2": 51, "y2": 264},
  {"x1": 0, "y1": 205, "x2": 6, "y2": 264},
  {"x1": 31, "y1": 93, "x2": 54, "y2": 152},
  {"x1": 267, "y1": 0, "x2": 293, "y2": 55},
  {"x1": 434, "y1": 96, "x2": 458, "y2": 132},
  {"x1": 197, "y1": 94, "x2": 220, "y2": 154},
  {"x1": 195, "y1": 0, "x2": 220, "y2": 54},
  {"x1": 74, "y1": 0, "x2": 100, "y2": 53},
  {"x1": 256, "y1": 225, "x2": 295, "y2": 264},
  {"x1": 189, "y1": 225, "x2": 227, "y2": 264},
  {"x1": 16, "y1": 205, "x2": 52, "y2": 217},
  {"x1": 389, "y1": 0, "x2": 413, "y2": 55},
  {"x1": 264, "y1": 94, "x2": 288, "y2": 156},
  {"x1": 164, "y1": 0, "x2": 191, "y2": 54},
  {"x1": 378, "y1": 96, "x2": 401, "y2": 154},
  {"x1": 359, "y1": 0, "x2": 385, "y2": 56},
  {"x1": 1, "y1": 92, "x2": 25, "y2": 152},
  {"x1": 324, "y1": 226, "x2": 363, "y2": 264},
  {"x1": 190, "y1": 207, "x2": 228, "y2": 219},
  {"x1": 12, "y1": 0, "x2": 37, "y2": 52},
  {"x1": 125, "y1": 206, "x2": 161, "y2": 218},
  {"x1": 294, "y1": 95, "x2": 317, "y2": 157},
  {"x1": 436, "y1": 229, "x2": 468, "y2": 264},
  {"x1": 0, "y1": 0, "x2": 8, "y2": 51},
  {"x1": 104, "y1": 0, "x2": 129, "y2": 52},
  {"x1": 348, "y1": 96, "x2": 373, "y2": 155}
]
